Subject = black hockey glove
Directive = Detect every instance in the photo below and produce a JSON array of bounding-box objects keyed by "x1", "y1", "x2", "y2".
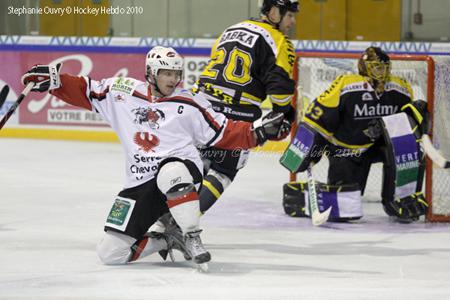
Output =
[
  {"x1": 363, "y1": 119, "x2": 384, "y2": 142},
  {"x1": 401, "y1": 100, "x2": 430, "y2": 136},
  {"x1": 382, "y1": 192, "x2": 428, "y2": 223},
  {"x1": 253, "y1": 111, "x2": 286, "y2": 145},
  {"x1": 21, "y1": 63, "x2": 62, "y2": 92},
  {"x1": 273, "y1": 103, "x2": 296, "y2": 122}
]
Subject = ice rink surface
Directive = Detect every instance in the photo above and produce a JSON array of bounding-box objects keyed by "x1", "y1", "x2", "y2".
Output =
[{"x1": 1, "y1": 138, "x2": 450, "y2": 300}]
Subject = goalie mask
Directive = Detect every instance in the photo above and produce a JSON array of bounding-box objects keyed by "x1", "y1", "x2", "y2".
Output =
[
  {"x1": 145, "y1": 46, "x2": 184, "y2": 87},
  {"x1": 260, "y1": 0, "x2": 299, "y2": 22},
  {"x1": 358, "y1": 47, "x2": 391, "y2": 84}
]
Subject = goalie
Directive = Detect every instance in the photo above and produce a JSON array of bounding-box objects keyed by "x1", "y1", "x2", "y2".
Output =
[{"x1": 280, "y1": 47, "x2": 429, "y2": 223}]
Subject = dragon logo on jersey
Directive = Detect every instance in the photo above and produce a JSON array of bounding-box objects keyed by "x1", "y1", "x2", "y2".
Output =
[
  {"x1": 133, "y1": 132, "x2": 160, "y2": 152},
  {"x1": 132, "y1": 107, "x2": 166, "y2": 129}
]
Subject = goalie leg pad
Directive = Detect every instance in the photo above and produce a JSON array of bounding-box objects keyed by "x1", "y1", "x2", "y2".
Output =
[
  {"x1": 380, "y1": 112, "x2": 428, "y2": 222},
  {"x1": 156, "y1": 159, "x2": 202, "y2": 234},
  {"x1": 283, "y1": 182, "x2": 363, "y2": 221},
  {"x1": 381, "y1": 113, "x2": 424, "y2": 200},
  {"x1": 283, "y1": 182, "x2": 308, "y2": 217}
]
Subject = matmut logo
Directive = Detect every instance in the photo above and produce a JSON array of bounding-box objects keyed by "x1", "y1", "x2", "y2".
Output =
[
  {"x1": 354, "y1": 103, "x2": 398, "y2": 118},
  {"x1": 134, "y1": 132, "x2": 160, "y2": 152}
]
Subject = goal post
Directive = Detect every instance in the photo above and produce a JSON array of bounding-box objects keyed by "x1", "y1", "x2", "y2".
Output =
[{"x1": 290, "y1": 51, "x2": 450, "y2": 222}]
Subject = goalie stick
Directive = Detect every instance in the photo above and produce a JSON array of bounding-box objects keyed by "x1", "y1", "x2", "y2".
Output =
[
  {"x1": 0, "y1": 82, "x2": 34, "y2": 130},
  {"x1": 307, "y1": 165, "x2": 332, "y2": 226},
  {"x1": 421, "y1": 134, "x2": 450, "y2": 169},
  {"x1": 0, "y1": 85, "x2": 9, "y2": 109}
]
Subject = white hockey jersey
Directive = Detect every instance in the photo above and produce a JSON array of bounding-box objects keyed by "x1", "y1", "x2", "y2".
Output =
[{"x1": 51, "y1": 74, "x2": 257, "y2": 188}]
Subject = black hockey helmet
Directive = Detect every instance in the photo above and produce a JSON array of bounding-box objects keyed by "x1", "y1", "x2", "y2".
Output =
[
  {"x1": 261, "y1": 0, "x2": 300, "y2": 16},
  {"x1": 358, "y1": 47, "x2": 391, "y2": 83}
]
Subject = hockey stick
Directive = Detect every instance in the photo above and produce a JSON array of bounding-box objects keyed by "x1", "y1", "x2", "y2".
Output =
[
  {"x1": 0, "y1": 82, "x2": 34, "y2": 130},
  {"x1": 421, "y1": 134, "x2": 450, "y2": 169},
  {"x1": 306, "y1": 165, "x2": 332, "y2": 226},
  {"x1": 0, "y1": 85, "x2": 9, "y2": 108}
]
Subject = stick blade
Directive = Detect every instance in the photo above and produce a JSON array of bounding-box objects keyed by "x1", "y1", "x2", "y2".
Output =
[
  {"x1": 422, "y1": 134, "x2": 449, "y2": 169},
  {"x1": 312, "y1": 206, "x2": 332, "y2": 226},
  {"x1": 0, "y1": 85, "x2": 9, "y2": 108}
]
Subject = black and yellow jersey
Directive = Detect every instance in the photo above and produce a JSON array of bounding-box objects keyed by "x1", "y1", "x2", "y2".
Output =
[
  {"x1": 303, "y1": 74, "x2": 414, "y2": 151},
  {"x1": 195, "y1": 19, "x2": 296, "y2": 114}
]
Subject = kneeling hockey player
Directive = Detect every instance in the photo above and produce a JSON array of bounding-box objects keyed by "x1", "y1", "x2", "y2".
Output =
[
  {"x1": 281, "y1": 47, "x2": 429, "y2": 223},
  {"x1": 21, "y1": 46, "x2": 287, "y2": 269}
]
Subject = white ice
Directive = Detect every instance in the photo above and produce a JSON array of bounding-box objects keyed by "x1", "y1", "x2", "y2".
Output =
[{"x1": 1, "y1": 138, "x2": 450, "y2": 300}]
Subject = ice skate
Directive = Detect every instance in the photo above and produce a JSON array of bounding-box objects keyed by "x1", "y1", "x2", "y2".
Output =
[
  {"x1": 164, "y1": 215, "x2": 192, "y2": 262},
  {"x1": 185, "y1": 230, "x2": 210, "y2": 272},
  {"x1": 151, "y1": 213, "x2": 192, "y2": 262}
]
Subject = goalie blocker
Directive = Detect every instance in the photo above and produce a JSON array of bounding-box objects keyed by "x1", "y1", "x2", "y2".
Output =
[{"x1": 281, "y1": 110, "x2": 428, "y2": 223}]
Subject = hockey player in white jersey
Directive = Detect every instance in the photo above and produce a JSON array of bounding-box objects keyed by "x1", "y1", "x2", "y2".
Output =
[{"x1": 21, "y1": 46, "x2": 286, "y2": 269}]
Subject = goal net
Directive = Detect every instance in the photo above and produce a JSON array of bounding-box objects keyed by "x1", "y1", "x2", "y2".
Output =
[{"x1": 291, "y1": 51, "x2": 450, "y2": 222}]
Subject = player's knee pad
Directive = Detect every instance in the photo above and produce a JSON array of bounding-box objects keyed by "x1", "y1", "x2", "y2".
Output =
[
  {"x1": 156, "y1": 160, "x2": 200, "y2": 234},
  {"x1": 157, "y1": 160, "x2": 195, "y2": 198},
  {"x1": 283, "y1": 181, "x2": 363, "y2": 221},
  {"x1": 97, "y1": 230, "x2": 136, "y2": 265}
]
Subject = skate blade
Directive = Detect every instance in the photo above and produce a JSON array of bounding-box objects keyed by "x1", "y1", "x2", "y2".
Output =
[{"x1": 196, "y1": 262, "x2": 209, "y2": 273}]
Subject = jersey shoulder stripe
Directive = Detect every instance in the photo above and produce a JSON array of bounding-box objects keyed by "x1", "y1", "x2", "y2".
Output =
[
  {"x1": 132, "y1": 90, "x2": 150, "y2": 102},
  {"x1": 89, "y1": 86, "x2": 109, "y2": 101}
]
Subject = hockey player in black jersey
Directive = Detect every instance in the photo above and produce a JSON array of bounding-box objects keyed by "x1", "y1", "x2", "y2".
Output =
[
  {"x1": 281, "y1": 47, "x2": 429, "y2": 223},
  {"x1": 193, "y1": 0, "x2": 299, "y2": 214}
]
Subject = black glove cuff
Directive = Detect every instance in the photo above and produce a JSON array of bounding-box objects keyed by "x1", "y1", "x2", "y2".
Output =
[
  {"x1": 273, "y1": 104, "x2": 296, "y2": 124},
  {"x1": 254, "y1": 127, "x2": 267, "y2": 145}
]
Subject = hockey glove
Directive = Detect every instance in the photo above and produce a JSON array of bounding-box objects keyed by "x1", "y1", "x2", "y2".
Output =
[
  {"x1": 273, "y1": 104, "x2": 296, "y2": 124},
  {"x1": 382, "y1": 192, "x2": 428, "y2": 223},
  {"x1": 253, "y1": 111, "x2": 285, "y2": 145},
  {"x1": 401, "y1": 100, "x2": 430, "y2": 136},
  {"x1": 363, "y1": 119, "x2": 383, "y2": 142},
  {"x1": 21, "y1": 63, "x2": 62, "y2": 92}
]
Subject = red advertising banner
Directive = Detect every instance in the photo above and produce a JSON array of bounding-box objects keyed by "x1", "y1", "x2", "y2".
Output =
[
  {"x1": 1, "y1": 51, "x2": 145, "y2": 127},
  {"x1": 0, "y1": 50, "x2": 209, "y2": 127}
]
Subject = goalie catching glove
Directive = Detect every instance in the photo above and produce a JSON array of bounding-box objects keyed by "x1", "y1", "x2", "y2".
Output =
[
  {"x1": 253, "y1": 111, "x2": 291, "y2": 145},
  {"x1": 21, "y1": 63, "x2": 62, "y2": 92}
]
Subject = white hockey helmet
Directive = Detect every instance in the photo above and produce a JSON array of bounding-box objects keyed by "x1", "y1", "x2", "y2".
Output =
[{"x1": 145, "y1": 46, "x2": 184, "y2": 83}]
